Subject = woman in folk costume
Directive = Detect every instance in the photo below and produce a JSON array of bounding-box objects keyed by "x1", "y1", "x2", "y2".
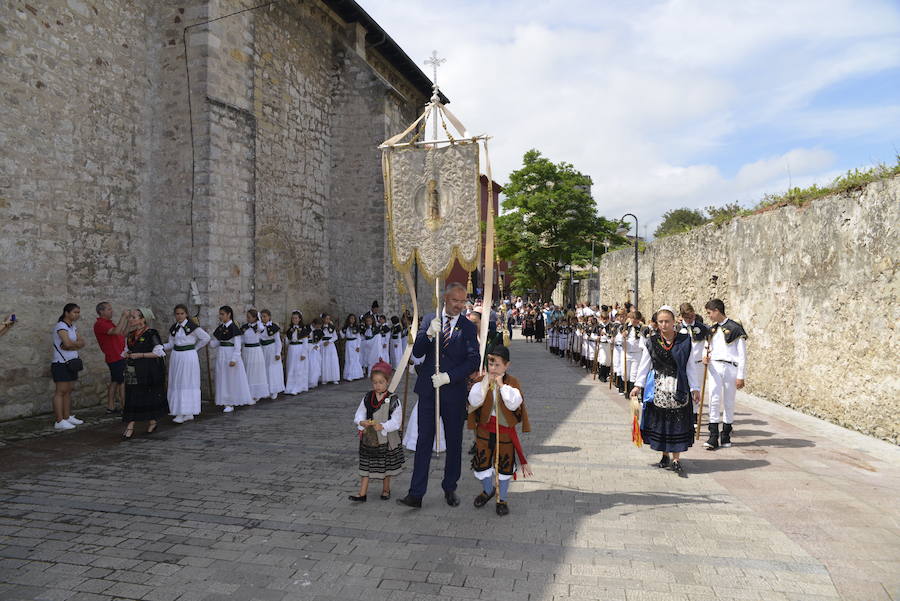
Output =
[
  {"x1": 258, "y1": 309, "x2": 284, "y2": 400},
  {"x1": 319, "y1": 313, "x2": 341, "y2": 385},
  {"x1": 340, "y1": 313, "x2": 364, "y2": 382},
  {"x1": 306, "y1": 317, "x2": 324, "y2": 388},
  {"x1": 360, "y1": 314, "x2": 378, "y2": 377},
  {"x1": 284, "y1": 311, "x2": 310, "y2": 395},
  {"x1": 349, "y1": 361, "x2": 405, "y2": 502},
  {"x1": 534, "y1": 310, "x2": 545, "y2": 343},
  {"x1": 630, "y1": 306, "x2": 702, "y2": 475},
  {"x1": 208, "y1": 305, "x2": 253, "y2": 413},
  {"x1": 163, "y1": 304, "x2": 210, "y2": 423},
  {"x1": 388, "y1": 316, "x2": 403, "y2": 369},
  {"x1": 121, "y1": 308, "x2": 167, "y2": 438},
  {"x1": 241, "y1": 309, "x2": 269, "y2": 402},
  {"x1": 467, "y1": 345, "x2": 531, "y2": 516},
  {"x1": 623, "y1": 310, "x2": 645, "y2": 398}
]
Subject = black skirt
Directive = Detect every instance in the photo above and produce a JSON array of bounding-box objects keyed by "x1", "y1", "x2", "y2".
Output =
[
  {"x1": 640, "y1": 402, "x2": 694, "y2": 453},
  {"x1": 358, "y1": 441, "x2": 404, "y2": 479},
  {"x1": 123, "y1": 381, "x2": 167, "y2": 422}
]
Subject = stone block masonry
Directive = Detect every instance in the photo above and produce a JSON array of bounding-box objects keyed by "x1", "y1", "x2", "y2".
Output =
[
  {"x1": 0, "y1": 0, "x2": 434, "y2": 420},
  {"x1": 599, "y1": 176, "x2": 900, "y2": 443}
]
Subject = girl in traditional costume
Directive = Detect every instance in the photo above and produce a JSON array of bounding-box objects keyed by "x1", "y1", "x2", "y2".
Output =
[
  {"x1": 388, "y1": 316, "x2": 403, "y2": 368},
  {"x1": 208, "y1": 305, "x2": 253, "y2": 412},
  {"x1": 630, "y1": 306, "x2": 701, "y2": 475},
  {"x1": 340, "y1": 313, "x2": 364, "y2": 381},
  {"x1": 283, "y1": 311, "x2": 310, "y2": 395},
  {"x1": 360, "y1": 314, "x2": 378, "y2": 377},
  {"x1": 623, "y1": 310, "x2": 645, "y2": 398},
  {"x1": 377, "y1": 314, "x2": 390, "y2": 363},
  {"x1": 163, "y1": 304, "x2": 210, "y2": 423},
  {"x1": 241, "y1": 309, "x2": 268, "y2": 402},
  {"x1": 319, "y1": 313, "x2": 341, "y2": 385},
  {"x1": 467, "y1": 345, "x2": 530, "y2": 516},
  {"x1": 306, "y1": 317, "x2": 323, "y2": 388},
  {"x1": 259, "y1": 309, "x2": 284, "y2": 400},
  {"x1": 349, "y1": 361, "x2": 404, "y2": 502}
]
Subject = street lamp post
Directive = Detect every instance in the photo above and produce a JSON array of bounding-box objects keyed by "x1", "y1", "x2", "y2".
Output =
[{"x1": 618, "y1": 213, "x2": 639, "y2": 309}]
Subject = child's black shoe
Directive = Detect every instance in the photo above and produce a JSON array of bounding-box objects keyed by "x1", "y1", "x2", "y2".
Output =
[
  {"x1": 474, "y1": 489, "x2": 495, "y2": 508},
  {"x1": 496, "y1": 501, "x2": 509, "y2": 516}
]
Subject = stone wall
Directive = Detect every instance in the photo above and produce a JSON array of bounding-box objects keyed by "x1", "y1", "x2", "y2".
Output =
[
  {"x1": 0, "y1": 0, "x2": 431, "y2": 420},
  {"x1": 599, "y1": 176, "x2": 900, "y2": 443}
]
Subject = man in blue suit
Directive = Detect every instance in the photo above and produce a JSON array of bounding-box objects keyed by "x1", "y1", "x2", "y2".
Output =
[{"x1": 397, "y1": 282, "x2": 480, "y2": 508}]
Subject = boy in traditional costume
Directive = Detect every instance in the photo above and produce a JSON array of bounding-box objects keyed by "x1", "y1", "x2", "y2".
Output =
[{"x1": 467, "y1": 345, "x2": 531, "y2": 516}]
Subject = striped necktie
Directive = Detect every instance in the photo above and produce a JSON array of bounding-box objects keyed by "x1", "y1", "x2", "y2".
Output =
[{"x1": 442, "y1": 315, "x2": 452, "y2": 349}]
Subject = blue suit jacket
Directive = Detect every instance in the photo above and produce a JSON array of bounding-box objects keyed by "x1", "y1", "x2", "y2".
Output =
[{"x1": 412, "y1": 312, "x2": 480, "y2": 401}]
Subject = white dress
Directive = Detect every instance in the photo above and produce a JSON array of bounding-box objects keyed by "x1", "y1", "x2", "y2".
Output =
[
  {"x1": 361, "y1": 326, "x2": 379, "y2": 372},
  {"x1": 208, "y1": 322, "x2": 254, "y2": 407},
  {"x1": 341, "y1": 326, "x2": 364, "y2": 381},
  {"x1": 284, "y1": 325, "x2": 309, "y2": 394},
  {"x1": 597, "y1": 323, "x2": 612, "y2": 366},
  {"x1": 319, "y1": 324, "x2": 340, "y2": 384},
  {"x1": 241, "y1": 322, "x2": 268, "y2": 401},
  {"x1": 307, "y1": 328, "x2": 322, "y2": 388},
  {"x1": 377, "y1": 326, "x2": 390, "y2": 364},
  {"x1": 163, "y1": 320, "x2": 211, "y2": 417},
  {"x1": 613, "y1": 328, "x2": 625, "y2": 377},
  {"x1": 402, "y1": 401, "x2": 446, "y2": 452},
  {"x1": 624, "y1": 327, "x2": 643, "y2": 382},
  {"x1": 260, "y1": 322, "x2": 285, "y2": 397},
  {"x1": 389, "y1": 325, "x2": 403, "y2": 368}
]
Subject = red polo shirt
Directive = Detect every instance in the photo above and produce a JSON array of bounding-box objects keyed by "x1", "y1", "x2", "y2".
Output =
[{"x1": 94, "y1": 318, "x2": 125, "y2": 364}]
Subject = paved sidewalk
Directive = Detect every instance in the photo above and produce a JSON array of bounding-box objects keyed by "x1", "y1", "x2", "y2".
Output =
[{"x1": 0, "y1": 337, "x2": 897, "y2": 601}]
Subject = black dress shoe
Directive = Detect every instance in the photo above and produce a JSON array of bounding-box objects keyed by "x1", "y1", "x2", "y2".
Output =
[
  {"x1": 444, "y1": 490, "x2": 460, "y2": 507},
  {"x1": 396, "y1": 495, "x2": 422, "y2": 508},
  {"x1": 655, "y1": 455, "x2": 670, "y2": 468},
  {"x1": 496, "y1": 501, "x2": 509, "y2": 516},
  {"x1": 348, "y1": 494, "x2": 366, "y2": 502}
]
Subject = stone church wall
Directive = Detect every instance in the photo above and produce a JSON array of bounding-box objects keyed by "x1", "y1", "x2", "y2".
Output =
[
  {"x1": 599, "y1": 176, "x2": 900, "y2": 443},
  {"x1": 0, "y1": 0, "x2": 431, "y2": 420}
]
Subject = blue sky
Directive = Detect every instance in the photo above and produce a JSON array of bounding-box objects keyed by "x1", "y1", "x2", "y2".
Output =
[{"x1": 362, "y1": 0, "x2": 900, "y2": 236}]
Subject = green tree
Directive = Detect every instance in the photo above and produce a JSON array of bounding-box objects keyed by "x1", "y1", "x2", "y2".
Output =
[
  {"x1": 704, "y1": 202, "x2": 744, "y2": 225},
  {"x1": 653, "y1": 207, "x2": 707, "y2": 238},
  {"x1": 496, "y1": 149, "x2": 620, "y2": 301}
]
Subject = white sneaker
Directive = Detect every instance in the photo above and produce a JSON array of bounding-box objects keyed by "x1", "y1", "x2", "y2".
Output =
[
  {"x1": 172, "y1": 415, "x2": 185, "y2": 424},
  {"x1": 270, "y1": 393, "x2": 278, "y2": 400},
  {"x1": 223, "y1": 406, "x2": 234, "y2": 413},
  {"x1": 54, "y1": 420, "x2": 76, "y2": 430},
  {"x1": 66, "y1": 416, "x2": 84, "y2": 425},
  {"x1": 183, "y1": 414, "x2": 194, "y2": 421}
]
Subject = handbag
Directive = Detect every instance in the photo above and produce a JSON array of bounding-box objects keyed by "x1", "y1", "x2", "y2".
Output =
[{"x1": 54, "y1": 343, "x2": 83, "y2": 375}]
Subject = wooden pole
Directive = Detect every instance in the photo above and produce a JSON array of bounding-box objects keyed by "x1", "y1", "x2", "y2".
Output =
[
  {"x1": 493, "y1": 380, "x2": 500, "y2": 504},
  {"x1": 592, "y1": 329, "x2": 600, "y2": 380},
  {"x1": 696, "y1": 339, "x2": 710, "y2": 440},
  {"x1": 434, "y1": 277, "x2": 442, "y2": 455}
]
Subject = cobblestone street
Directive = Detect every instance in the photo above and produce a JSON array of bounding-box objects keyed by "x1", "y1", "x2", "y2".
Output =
[{"x1": 0, "y1": 336, "x2": 897, "y2": 601}]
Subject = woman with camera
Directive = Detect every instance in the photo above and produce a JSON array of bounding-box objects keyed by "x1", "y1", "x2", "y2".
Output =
[{"x1": 51, "y1": 303, "x2": 86, "y2": 430}]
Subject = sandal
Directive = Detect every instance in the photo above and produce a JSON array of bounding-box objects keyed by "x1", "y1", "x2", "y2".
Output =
[
  {"x1": 380, "y1": 491, "x2": 391, "y2": 500},
  {"x1": 122, "y1": 426, "x2": 134, "y2": 440},
  {"x1": 146, "y1": 421, "x2": 158, "y2": 435}
]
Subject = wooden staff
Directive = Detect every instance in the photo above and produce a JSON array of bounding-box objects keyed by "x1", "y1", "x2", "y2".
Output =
[
  {"x1": 592, "y1": 329, "x2": 601, "y2": 380},
  {"x1": 622, "y1": 331, "x2": 628, "y2": 395},
  {"x1": 400, "y1": 333, "x2": 412, "y2": 434},
  {"x1": 696, "y1": 339, "x2": 710, "y2": 440},
  {"x1": 490, "y1": 378, "x2": 500, "y2": 503}
]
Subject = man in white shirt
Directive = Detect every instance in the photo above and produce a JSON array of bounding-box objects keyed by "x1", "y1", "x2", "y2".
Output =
[{"x1": 702, "y1": 298, "x2": 747, "y2": 450}]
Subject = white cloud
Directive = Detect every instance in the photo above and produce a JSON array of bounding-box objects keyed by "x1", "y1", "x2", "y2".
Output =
[{"x1": 360, "y1": 0, "x2": 900, "y2": 236}]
